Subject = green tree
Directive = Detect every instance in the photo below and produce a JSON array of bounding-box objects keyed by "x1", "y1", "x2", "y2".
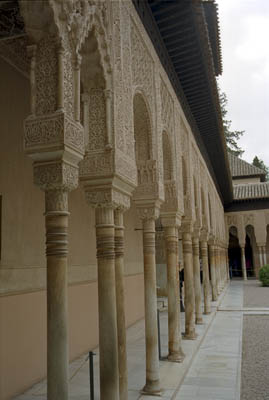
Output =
[
  {"x1": 252, "y1": 156, "x2": 269, "y2": 181},
  {"x1": 218, "y1": 88, "x2": 245, "y2": 157}
]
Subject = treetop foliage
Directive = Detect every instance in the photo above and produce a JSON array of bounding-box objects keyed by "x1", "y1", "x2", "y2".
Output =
[{"x1": 218, "y1": 88, "x2": 245, "y2": 157}]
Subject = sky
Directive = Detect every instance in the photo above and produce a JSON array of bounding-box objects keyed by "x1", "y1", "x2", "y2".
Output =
[{"x1": 217, "y1": 0, "x2": 269, "y2": 166}]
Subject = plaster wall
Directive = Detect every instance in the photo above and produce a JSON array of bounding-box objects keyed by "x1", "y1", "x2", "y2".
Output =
[{"x1": 0, "y1": 274, "x2": 144, "y2": 400}]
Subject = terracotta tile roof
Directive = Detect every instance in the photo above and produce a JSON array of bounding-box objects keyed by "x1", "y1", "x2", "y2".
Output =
[
  {"x1": 228, "y1": 152, "x2": 266, "y2": 179},
  {"x1": 233, "y1": 182, "x2": 269, "y2": 200}
]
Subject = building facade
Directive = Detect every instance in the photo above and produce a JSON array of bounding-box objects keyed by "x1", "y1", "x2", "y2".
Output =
[{"x1": 0, "y1": 1, "x2": 267, "y2": 399}]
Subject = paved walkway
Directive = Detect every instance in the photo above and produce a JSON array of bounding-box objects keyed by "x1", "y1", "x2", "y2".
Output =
[{"x1": 17, "y1": 280, "x2": 269, "y2": 400}]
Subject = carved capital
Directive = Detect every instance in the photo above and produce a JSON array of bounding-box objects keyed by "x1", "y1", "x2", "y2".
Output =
[
  {"x1": 135, "y1": 200, "x2": 161, "y2": 221},
  {"x1": 33, "y1": 160, "x2": 79, "y2": 192},
  {"x1": 84, "y1": 187, "x2": 130, "y2": 211},
  {"x1": 161, "y1": 213, "x2": 181, "y2": 228}
]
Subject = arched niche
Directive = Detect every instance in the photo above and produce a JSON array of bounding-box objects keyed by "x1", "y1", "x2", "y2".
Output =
[{"x1": 228, "y1": 226, "x2": 242, "y2": 277}]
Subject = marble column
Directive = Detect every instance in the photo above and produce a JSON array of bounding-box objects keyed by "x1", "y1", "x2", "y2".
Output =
[
  {"x1": 114, "y1": 209, "x2": 128, "y2": 400},
  {"x1": 240, "y1": 246, "x2": 247, "y2": 281},
  {"x1": 263, "y1": 246, "x2": 267, "y2": 265},
  {"x1": 96, "y1": 207, "x2": 119, "y2": 400},
  {"x1": 182, "y1": 229, "x2": 196, "y2": 339},
  {"x1": 226, "y1": 249, "x2": 230, "y2": 281},
  {"x1": 201, "y1": 240, "x2": 211, "y2": 314},
  {"x1": 45, "y1": 190, "x2": 69, "y2": 400},
  {"x1": 192, "y1": 236, "x2": 203, "y2": 324},
  {"x1": 258, "y1": 246, "x2": 264, "y2": 268},
  {"x1": 141, "y1": 214, "x2": 161, "y2": 394},
  {"x1": 209, "y1": 244, "x2": 218, "y2": 301},
  {"x1": 164, "y1": 225, "x2": 185, "y2": 362},
  {"x1": 215, "y1": 246, "x2": 221, "y2": 294}
]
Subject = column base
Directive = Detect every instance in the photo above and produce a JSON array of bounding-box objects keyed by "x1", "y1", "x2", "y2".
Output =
[
  {"x1": 167, "y1": 350, "x2": 185, "y2": 363},
  {"x1": 183, "y1": 331, "x2": 197, "y2": 340},
  {"x1": 141, "y1": 380, "x2": 162, "y2": 396},
  {"x1": 203, "y1": 311, "x2": 211, "y2": 315},
  {"x1": 195, "y1": 317, "x2": 203, "y2": 325}
]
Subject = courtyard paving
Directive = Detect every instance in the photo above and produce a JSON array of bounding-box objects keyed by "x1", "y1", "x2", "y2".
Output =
[{"x1": 16, "y1": 279, "x2": 269, "y2": 400}]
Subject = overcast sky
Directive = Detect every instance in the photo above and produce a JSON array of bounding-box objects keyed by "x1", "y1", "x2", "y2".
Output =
[{"x1": 217, "y1": 0, "x2": 269, "y2": 166}]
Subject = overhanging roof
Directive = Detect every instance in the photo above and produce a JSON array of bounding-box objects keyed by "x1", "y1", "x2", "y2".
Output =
[
  {"x1": 133, "y1": 0, "x2": 233, "y2": 205},
  {"x1": 228, "y1": 152, "x2": 266, "y2": 181}
]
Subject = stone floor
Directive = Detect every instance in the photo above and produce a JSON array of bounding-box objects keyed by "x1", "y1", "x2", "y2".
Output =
[{"x1": 16, "y1": 280, "x2": 269, "y2": 400}]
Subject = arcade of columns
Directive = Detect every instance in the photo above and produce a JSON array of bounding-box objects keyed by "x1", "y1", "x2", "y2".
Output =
[
  {"x1": 226, "y1": 213, "x2": 269, "y2": 279},
  {"x1": 19, "y1": 1, "x2": 229, "y2": 399}
]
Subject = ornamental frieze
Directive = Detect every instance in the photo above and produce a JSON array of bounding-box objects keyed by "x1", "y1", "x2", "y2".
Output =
[{"x1": 24, "y1": 111, "x2": 84, "y2": 155}]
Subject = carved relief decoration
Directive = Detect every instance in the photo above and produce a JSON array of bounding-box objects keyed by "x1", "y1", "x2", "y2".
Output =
[
  {"x1": 244, "y1": 214, "x2": 254, "y2": 227},
  {"x1": 130, "y1": 21, "x2": 154, "y2": 110},
  {"x1": 87, "y1": 88, "x2": 106, "y2": 151},
  {"x1": 84, "y1": 188, "x2": 130, "y2": 210},
  {"x1": 35, "y1": 36, "x2": 58, "y2": 116},
  {"x1": 160, "y1": 79, "x2": 174, "y2": 133},
  {"x1": 34, "y1": 161, "x2": 79, "y2": 192},
  {"x1": 80, "y1": 151, "x2": 113, "y2": 178},
  {"x1": 227, "y1": 215, "x2": 237, "y2": 228},
  {"x1": 24, "y1": 111, "x2": 84, "y2": 156}
]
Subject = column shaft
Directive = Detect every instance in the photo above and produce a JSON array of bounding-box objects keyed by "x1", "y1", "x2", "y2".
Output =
[
  {"x1": 201, "y1": 241, "x2": 211, "y2": 314},
  {"x1": 182, "y1": 232, "x2": 196, "y2": 339},
  {"x1": 165, "y1": 226, "x2": 185, "y2": 361},
  {"x1": 216, "y1": 247, "x2": 221, "y2": 294},
  {"x1": 240, "y1": 247, "x2": 247, "y2": 281},
  {"x1": 46, "y1": 190, "x2": 69, "y2": 400},
  {"x1": 114, "y1": 210, "x2": 128, "y2": 400},
  {"x1": 96, "y1": 207, "x2": 119, "y2": 400},
  {"x1": 209, "y1": 245, "x2": 218, "y2": 301},
  {"x1": 192, "y1": 237, "x2": 203, "y2": 324},
  {"x1": 142, "y1": 218, "x2": 161, "y2": 394}
]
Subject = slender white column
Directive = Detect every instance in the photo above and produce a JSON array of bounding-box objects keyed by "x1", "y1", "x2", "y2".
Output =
[
  {"x1": 96, "y1": 207, "x2": 119, "y2": 400},
  {"x1": 164, "y1": 225, "x2": 185, "y2": 361},
  {"x1": 215, "y1": 246, "x2": 221, "y2": 294},
  {"x1": 46, "y1": 190, "x2": 69, "y2": 400},
  {"x1": 192, "y1": 237, "x2": 203, "y2": 324},
  {"x1": 240, "y1": 246, "x2": 247, "y2": 281},
  {"x1": 142, "y1": 217, "x2": 161, "y2": 394},
  {"x1": 114, "y1": 210, "x2": 128, "y2": 400},
  {"x1": 201, "y1": 240, "x2": 211, "y2": 314},
  {"x1": 209, "y1": 244, "x2": 218, "y2": 301},
  {"x1": 182, "y1": 231, "x2": 196, "y2": 339},
  {"x1": 263, "y1": 246, "x2": 267, "y2": 265}
]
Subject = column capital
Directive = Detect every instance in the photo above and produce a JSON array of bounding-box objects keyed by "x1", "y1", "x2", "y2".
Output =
[
  {"x1": 85, "y1": 187, "x2": 131, "y2": 211},
  {"x1": 136, "y1": 200, "x2": 161, "y2": 221},
  {"x1": 34, "y1": 160, "x2": 79, "y2": 193},
  {"x1": 180, "y1": 218, "x2": 194, "y2": 234},
  {"x1": 160, "y1": 212, "x2": 181, "y2": 228}
]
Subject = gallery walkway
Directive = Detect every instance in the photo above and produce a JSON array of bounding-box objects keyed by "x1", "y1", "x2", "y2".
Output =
[{"x1": 16, "y1": 280, "x2": 269, "y2": 400}]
